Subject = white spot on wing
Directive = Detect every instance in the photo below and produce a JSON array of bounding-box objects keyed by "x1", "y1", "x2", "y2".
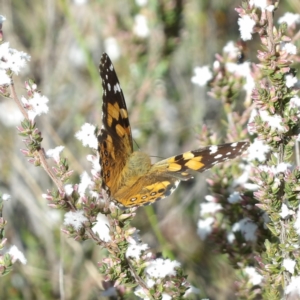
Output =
[
  {"x1": 114, "y1": 83, "x2": 121, "y2": 93},
  {"x1": 107, "y1": 83, "x2": 111, "y2": 91},
  {"x1": 231, "y1": 142, "x2": 238, "y2": 147},
  {"x1": 209, "y1": 145, "x2": 218, "y2": 154},
  {"x1": 109, "y1": 64, "x2": 113, "y2": 71},
  {"x1": 214, "y1": 154, "x2": 223, "y2": 159}
]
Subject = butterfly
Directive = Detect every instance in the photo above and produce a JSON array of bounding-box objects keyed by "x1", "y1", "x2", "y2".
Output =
[{"x1": 98, "y1": 53, "x2": 249, "y2": 208}]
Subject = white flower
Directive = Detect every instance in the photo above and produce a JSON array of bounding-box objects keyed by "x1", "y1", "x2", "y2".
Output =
[
  {"x1": 197, "y1": 217, "x2": 214, "y2": 240},
  {"x1": 225, "y1": 61, "x2": 249, "y2": 77},
  {"x1": 133, "y1": 14, "x2": 149, "y2": 38},
  {"x1": 0, "y1": 42, "x2": 30, "y2": 74},
  {"x1": 64, "y1": 184, "x2": 74, "y2": 196},
  {"x1": 244, "y1": 75, "x2": 255, "y2": 94},
  {"x1": 278, "y1": 13, "x2": 300, "y2": 27},
  {"x1": 21, "y1": 93, "x2": 49, "y2": 121},
  {"x1": 282, "y1": 43, "x2": 297, "y2": 55},
  {"x1": 232, "y1": 218, "x2": 258, "y2": 242},
  {"x1": 134, "y1": 286, "x2": 150, "y2": 299},
  {"x1": 223, "y1": 41, "x2": 239, "y2": 54},
  {"x1": 147, "y1": 279, "x2": 157, "y2": 288},
  {"x1": 199, "y1": 202, "x2": 222, "y2": 216},
  {"x1": 225, "y1": 61, "x2": 254, "y2": 93},
  {"x1": 223, "y1": 41, "x2": 240, "y2": 60},
  {"x1": 244, "y1": 183, "x2": 259, "y2": 190},
  {"x1": 204, "y1": 195, "x2": 217, "y2": 202},
  {"x1": 285, "y1": 74, "x2": 298, "y2": 88},
  {"x1": 64, "y1": 210, "x2": 88, "y2": 230},
  {"x1": 213, "y1": 60, "x2": 220, "y2": 69},
  {"x1": 248, "y1": 108, "x2": 258, "y2": 135},
  {"x1": 191, "y1": 66, "x2": 212, "y2": 87},
  {"x1": 276, "y1": 162, "x2": 291, "y2": 173},
  {"x1": 162, "y1": 294, "x2": 172, "y2": 300},
  {"x1": 249, "y1": 0, "x2": 267, "y2": 10},
  {"x1": 75, "y1": 123, "x2": 98, "y2": 149},
  {"x1": 46, "y1": 146, "x2": 65, "y2": 162},
  {"x1": 78, "y1": 171, "x2": 93, "y2": 195},
  {"x1": 238, "y1": 15, "x2": 256, "y2": 41},
  {"x1": 227, "y1": 232, "x2": 235, "y2": 243},
  {"x1": 145, "y1": 258, "x2": 180, "y2": 278},
  {"x1": 228, "y1": 191, "x2": 241, "y2": 204},
  {"x1": 6, "y1": 49, "x2": 30, "y2": 74},
  {"x1": 290, "y1": 95, "x2": 300, "y2": 107},
  {"x1": 9, "y1": 245, "x2": 27, "y2": 264},
  {"x1": 135, "y1": 0, "x2": 148, "y2": 7},
  {"x1": 126, "y1": 242, "x2": 149, "y2": 260},
  {"x1": 2, "y1": 193, "x2": 11, "y2": 201},
  {"x1": 260, "y1": 163, "x2": 275, "y2": 175},
  {"x1": 283, "y1": 258, "x2": 296, "y2": 274},
  {"x1": 92, "y1": 213, "x2": 111, "y2": 242},
  {"x1": 184, "y1": 286, "x2": 201, "y2": 297},
  {"x1": 260, "y1": 111, "x2": 285, "y2": 133},
  {"x1": 87, "y1": 154, "x2": 101, "y2": 176},
  {"x1": 0, "y1": 69, "x2": 11, "y2": 85},
  {"x1": 104, "y1": 37, "x2": 120, "y2": 61},
  {"x1": 244, "y1": 266, "x2": 263, "y2": 285},
  {"x1": 247, "y1": 139, "x2": 270, "y2": 162},
  {"x1": 279, "y1": 203, "x2": 294, "y2": 219},
  {"x1": 285, "y1": 276, "x2": 300, "y2": 296},
  {"x1": 266, "y1": 5, "x2": 275, "y2": 12}
]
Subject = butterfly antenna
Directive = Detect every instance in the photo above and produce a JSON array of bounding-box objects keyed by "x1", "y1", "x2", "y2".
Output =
[{"x1": 133, "y1": 138, "x2": 140, "y2": 150}]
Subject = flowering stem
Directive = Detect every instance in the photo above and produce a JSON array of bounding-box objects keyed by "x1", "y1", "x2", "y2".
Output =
[
  {"x1": 9, "y1": 80, "x2": 28, "y2": 119},
  {"x1": 10, "y1": 80, "x2": 66, "y2": 193},
  {"x1": 127, "y1": 259, "x2": 154, "y2": 299},
  {"x1": 266, "y1": 7, "x2": 275, "y2": 54}
]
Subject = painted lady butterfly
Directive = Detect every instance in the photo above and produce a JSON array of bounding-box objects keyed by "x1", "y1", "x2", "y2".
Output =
[{"x1": 98, "y1": 53, "x2": 249, "y2": 207}]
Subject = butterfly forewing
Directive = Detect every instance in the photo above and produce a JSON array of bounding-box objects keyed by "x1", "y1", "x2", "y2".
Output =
[
  {"x1": 98, "y1": 53, "x2": 133, "y2": 195},
  {"x1": 163, "y1": 141, "x2": 249, "y2": 179}
]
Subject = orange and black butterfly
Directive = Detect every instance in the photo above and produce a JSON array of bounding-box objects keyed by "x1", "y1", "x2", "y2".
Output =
[{"x1": 98, "y1": 53, "x2": 249, "y2": 207}]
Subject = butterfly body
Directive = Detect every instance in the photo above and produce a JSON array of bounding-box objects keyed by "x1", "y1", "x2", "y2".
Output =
[{"x1": 98, "y1": 53, "x2": 249, "y2": 207}]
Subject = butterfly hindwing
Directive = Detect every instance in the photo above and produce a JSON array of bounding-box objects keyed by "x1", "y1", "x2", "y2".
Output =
[
  {"x1": 114, "y1": 174, "x2": 180, "y2": 207},
  {"x1": 98, "y1": 54, "x2": 133, "y2": 194}
]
